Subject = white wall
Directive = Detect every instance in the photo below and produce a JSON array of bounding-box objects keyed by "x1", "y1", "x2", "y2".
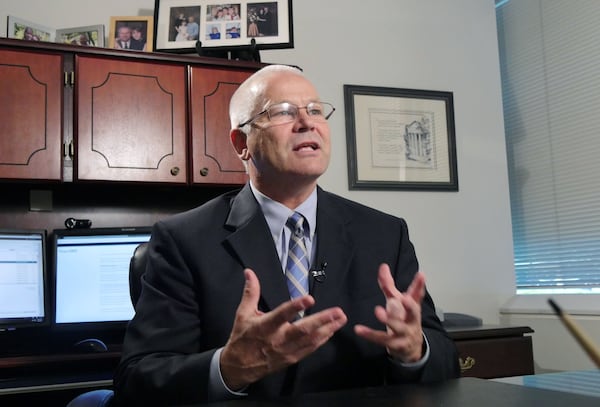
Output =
[
  {"x1": 1, "y1": 0, "x2": 519, "y2": 356},
  {"x1": 277, "y1": 0, "x2": 515, "y2": 325},
  {"x1": 501, "y1": 312, "x2": 600, "y2": 372}
]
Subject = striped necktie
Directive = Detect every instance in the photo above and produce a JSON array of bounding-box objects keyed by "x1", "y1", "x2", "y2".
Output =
[{"x1": 285, "y1": 212, "x2": 309, "y2": 299}]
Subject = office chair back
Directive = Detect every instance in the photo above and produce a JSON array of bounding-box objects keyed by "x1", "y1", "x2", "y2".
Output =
[
  {"x1": 129, "y1": 241, "x2": 149, "y2": 308},
  {"x1": 66, "y1": 389, "x2": 114, "y2": 407}
]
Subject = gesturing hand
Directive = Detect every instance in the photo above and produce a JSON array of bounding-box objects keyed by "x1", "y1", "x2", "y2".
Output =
[
  {"x1": 354, "y1": 264, "x2": 426, "y2": 363},
  {"x1": 220, "y1": 268, "x2": 347, "y2": 391}
]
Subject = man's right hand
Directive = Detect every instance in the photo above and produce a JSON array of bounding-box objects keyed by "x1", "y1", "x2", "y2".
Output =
[{"x1": 219, "y1": 268, "x2": 347, "y2": 391}]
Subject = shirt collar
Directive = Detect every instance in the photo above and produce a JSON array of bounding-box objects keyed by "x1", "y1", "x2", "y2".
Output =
[{"x1": 249, "y1": 181, "x2": 317, "y2": 244}]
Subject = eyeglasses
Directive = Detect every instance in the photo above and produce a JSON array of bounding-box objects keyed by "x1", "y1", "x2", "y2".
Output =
[{"x1": 238, "y1": 101, "x2": 336, "y2": 128}]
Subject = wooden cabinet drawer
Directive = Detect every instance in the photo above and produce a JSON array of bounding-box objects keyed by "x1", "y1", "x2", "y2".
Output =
[{"x1": 455, "y1": 335, "x2": 534, "y2": 378}]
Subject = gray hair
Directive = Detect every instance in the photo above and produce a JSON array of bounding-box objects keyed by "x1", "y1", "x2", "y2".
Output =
[{"x1": 229, "y1": 65, "x2": 305, "y2": 133}]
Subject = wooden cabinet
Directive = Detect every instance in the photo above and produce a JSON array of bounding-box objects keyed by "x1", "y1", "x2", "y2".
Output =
[
  {"x1": 448, "y1": 325, "x2": 535, "y2": 379},
  {"x1": 0, "y1": 48, "x2": 63, "y2": 181},
  {"x1": 75, "y1": 56, "x2": 187, "y2": 183},
  {"x1": 189, "y1": 66, "x2": 250, "y2": 185},
  {"x1": 0, "y1": 38, "x2": 262, "y2": 185}
]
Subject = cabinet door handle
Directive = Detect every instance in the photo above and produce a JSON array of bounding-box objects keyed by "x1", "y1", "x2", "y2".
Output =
[
  {"x1": 199, "y1": 167, "x2": 209, "y2": 176},
  {"x1": 459, "y1": 356, "x2": 476, "y2": 371},
  {"x1": 170, "y1": 167, "x2": 180, "y2": 176},
  {"x1": 63, "y1": 71, "x2": 75, "y2": 87}
]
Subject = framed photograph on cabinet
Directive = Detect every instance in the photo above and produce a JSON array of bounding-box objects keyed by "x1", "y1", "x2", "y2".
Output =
[
  {"x1": 55, "y1": 25, "x2": 105, "y2": 47},
  {"x1": 7, "y1": 15, "x2": 54, "y2": 42},
  {"x1": 153, "y1": 0, "x2": 293, "y2": 53},
  {"x1": 344, "y1": 85, "x2": 458, "y2": 191},
  {"x1": 108, "y1": 16, "x2": 154, "y2": 52}
]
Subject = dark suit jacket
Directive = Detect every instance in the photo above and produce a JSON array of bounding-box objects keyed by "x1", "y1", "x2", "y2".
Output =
[
  {"x1": 129, "y1": 39, "x2": 145, "y2": 50},
  {"x1": 113, "y1": 185, "x2": 459, "y2": 406}
]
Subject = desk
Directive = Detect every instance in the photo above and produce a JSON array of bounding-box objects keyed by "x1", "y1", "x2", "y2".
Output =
[
  {"x1": 194, "y1": 377, "x2": 599, "y2": 407},
  {"x1": 0, "y1": 351, "x2": 118, "y2": 393},
  {"x1": 0, "y1": 351, "x2": 118, "y2": 406},
  {"x1": 494, "y1": 369, "x2": 600, "y2": 398},
  {"x1": 0, "y1": 372, "x2": 112, "y2": 395}
]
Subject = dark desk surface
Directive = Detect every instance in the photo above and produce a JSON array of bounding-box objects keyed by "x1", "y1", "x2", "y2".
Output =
[{"x1": 196, "y1": 377, "x2": 599, "y2": 407}]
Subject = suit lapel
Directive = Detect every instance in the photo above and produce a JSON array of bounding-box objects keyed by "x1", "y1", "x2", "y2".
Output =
[
  {"x1": 223, "y1": 186, "x2": 356, "y2": 396},
  {"x1": 223, "y1": 185, "x2": 356, "y2": 314},
  {"x1": 308, "y1": 188, "x2": 355, "y2": 313},
  {"x1": 224, "y1": 185, "x2": 290, "y2": 312}
]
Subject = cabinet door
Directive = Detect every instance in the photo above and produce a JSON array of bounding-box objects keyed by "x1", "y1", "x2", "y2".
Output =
[
  {"x1": 0, "y1": 49, "x2": 62, "y2": 180},
  {"x1": 75, "y1": 56, "x2": 187, "y2": 183},
  {"x1": 189, "y1": 66, "x2": 252, "y2": 185}
]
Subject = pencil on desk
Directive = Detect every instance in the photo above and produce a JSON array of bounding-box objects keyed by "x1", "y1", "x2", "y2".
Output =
[{"x1": 548, "y1": 298, "x2": 600, "y2": 368}]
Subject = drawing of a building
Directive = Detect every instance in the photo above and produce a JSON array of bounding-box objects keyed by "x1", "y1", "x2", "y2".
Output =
[{"x1": 404, "y1": 120, "x2": 432, "y2": 166}]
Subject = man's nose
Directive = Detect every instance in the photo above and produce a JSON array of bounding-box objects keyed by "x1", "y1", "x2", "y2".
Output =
[{"x1": 294, "y1": 109, "x2": 317, "y2": 130}]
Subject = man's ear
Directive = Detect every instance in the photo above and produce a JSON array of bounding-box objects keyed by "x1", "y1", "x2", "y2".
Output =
[{"x1": 230, "y1": 128, "x2": 249, "y2": 160}]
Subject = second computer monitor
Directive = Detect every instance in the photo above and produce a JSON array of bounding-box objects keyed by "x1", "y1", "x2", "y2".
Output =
[{"x1": 52, "y1": 227, "x2": 152, "y2": 328}]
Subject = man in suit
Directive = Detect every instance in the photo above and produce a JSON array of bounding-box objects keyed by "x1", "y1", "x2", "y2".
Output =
[
  {"x1": 114, "y1": 26, "x2": 133, "y2": 50},
  {"x1": 113, "y1": 65, "x2": 459, "y2": 406}
]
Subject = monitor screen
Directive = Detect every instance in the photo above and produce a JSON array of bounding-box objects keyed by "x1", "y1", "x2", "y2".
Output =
[
  {"x1": 52, "y1": 227, "x2": 152, "y2": 326},
  {"x1": 0, "y1": 229, "x2": 48, "y2": 330}
]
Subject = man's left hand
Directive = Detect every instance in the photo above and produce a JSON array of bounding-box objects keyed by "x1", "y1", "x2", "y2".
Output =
[{"x1": 354, "y1": 263, "x2": 425, "y2": 363}]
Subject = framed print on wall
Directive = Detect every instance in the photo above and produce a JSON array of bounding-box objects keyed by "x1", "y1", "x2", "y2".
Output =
[
  {"x1": 108, "y1": 16, "x2": 154, "y2": 52},
  {"x1": 153, "y1": 0, "x2": 293, "y2": 53},
  {"x1": 344, "y1": 85, "x2": 458, "y2": 191}
]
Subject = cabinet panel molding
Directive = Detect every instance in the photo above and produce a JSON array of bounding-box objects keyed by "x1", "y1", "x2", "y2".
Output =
[
  {"x1": 190, "y1": 67, "x2": 252, "y2": 185},
  {"x1": 0, "y1": 49, "x2": 62, "y2": 180},
  {"x1": 91, "y1": 72, "x2": 175, "y2": 169},
  {"x1": 76, "y1": 56, "x2": 187, "y2": 183}
]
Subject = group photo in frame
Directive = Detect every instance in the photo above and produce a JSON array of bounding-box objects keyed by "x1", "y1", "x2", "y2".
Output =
[
  {"x1": 108, "y1": 16, "x2": 154, "y2": 52},
  {"x1": 153, "y1": 0, "x2": 293, "y2": 53},
  {"x1": 55, "y1": 25, "x2": 105, "y2": 47},
  {"x1": 344, "y1": 85, "x2": 458, "y2": 191},
  {"x1": 7, "y1": 15, "x2": 54, "y2": 42}
]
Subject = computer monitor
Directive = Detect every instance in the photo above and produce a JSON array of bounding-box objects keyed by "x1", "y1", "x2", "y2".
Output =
[
  {"x1": 0, "y1": 229, "x2": 48, "y2": 331},
  {"x1": 51, "y1": 227, "x2": 152, "y2": 328}
]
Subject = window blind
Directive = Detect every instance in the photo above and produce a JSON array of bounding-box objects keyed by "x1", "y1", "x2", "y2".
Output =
[{"x1": 496, "y1": 0, "x2": 600, "y2": 293}]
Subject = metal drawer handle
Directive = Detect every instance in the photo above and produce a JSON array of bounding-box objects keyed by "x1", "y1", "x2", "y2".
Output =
[{"x1": 459, "y1": 356, "x2": 476, "y2": 371}]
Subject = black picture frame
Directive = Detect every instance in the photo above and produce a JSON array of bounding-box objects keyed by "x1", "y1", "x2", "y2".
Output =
[
  {"x1": 153, "y1": 0, "x2": 293, "y2": 54},
  {"x1": 344, "y1": 85, "x2": 458, "y2": 191}
]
